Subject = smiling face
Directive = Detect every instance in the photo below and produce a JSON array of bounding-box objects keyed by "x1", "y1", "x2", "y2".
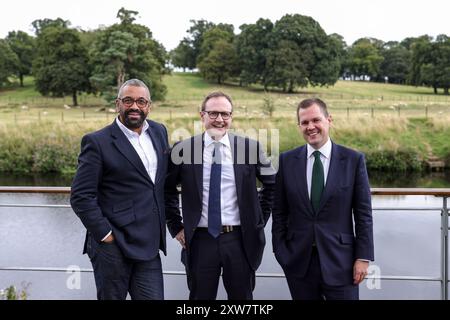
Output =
[
  {"x1": 298, "y1": 103, "x2": 332, "y2": 149},
  {"x1": 200, "y1": 96, "x2": 233, "y2": 140},
  {"x1": 116, "y1": 85, "x2": 150, "y2": 132}
]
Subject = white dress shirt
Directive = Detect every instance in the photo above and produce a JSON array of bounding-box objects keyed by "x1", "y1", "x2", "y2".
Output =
[
  {"x1": 198, "y1": 132, "x2": 240, "y2": 228},
  {"x1": 306, "y1": 139, "x2": 332, "y2": 199},
  {"x1": 116, "y1": 117, "x2": 158, "y2": 183}
]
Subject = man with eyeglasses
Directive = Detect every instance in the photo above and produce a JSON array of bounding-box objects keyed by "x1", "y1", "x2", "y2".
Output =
[
  {"x1": 71, "y1": 79, "x2": 169, "y2": 300},
  {"x1": 165, "y1": 91, "x2": 276, "y2": 299}
]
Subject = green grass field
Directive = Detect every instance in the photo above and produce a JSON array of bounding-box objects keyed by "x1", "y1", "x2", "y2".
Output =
[{"x1": 0, "y1": 74, "x2": 449, "y2": 174}]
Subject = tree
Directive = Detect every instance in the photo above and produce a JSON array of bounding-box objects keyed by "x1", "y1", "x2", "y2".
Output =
[
  {"x1": 197, "y1": 40, "x2": 239, "y2": 84},
  {"x1": 89, "y1": 8, "x2": 167, "y2": 101},
  {"x1": 116, "y1": 7, "x2": 139, "y2": 25},
  {"x1": 6, "y1": 31, "x2": 36, "y2": 87},
  {"x1": 235, "y1": 18, "x2": 273, "y2": 86},
  {"x1": 420, "y1": 35, "x2": 450, "y2": 94},
  {"x1": 408, "y1": 35, "x2": 432, "y2": 86},
  {"x1": 347, "y1": 38, "x2": 384, "y2": 80},
  {"x1": 264, "y1": 14, "x2": 341, "y2": 92},
  {"x1": 196, "y1": 26, "x2": 238, "y2": 83},
  {"x1": 379, "y1": 42, "x2": 410, "y2": 84},
  {"x1": 31, "y1": 18, "x2": 69, "y2": 36},
  {"x1": 265, "y1": 40, "x2": 308, "y2": 92},
  {"x1": 186, "y1": 20, "x2": 216, "y2": 65},
  {"x1": 328, "y1": 33, "x2": 348, "y2": 77},
  {"x1": 197, "y1": 25, "x2": 235, "y2": 65},
  {"x1": 0, "y1": 39, "x2": 19, "y2": 87},
  {"x1": 170, "y1": 38, "x2": 196, "y2": 71},
  {"x1": 33, "y1": 25, "x2": 90, "y2": 106}
]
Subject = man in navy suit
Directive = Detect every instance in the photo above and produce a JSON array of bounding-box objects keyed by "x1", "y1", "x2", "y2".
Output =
[
  {"x1": 70, "y1": 79, "x2": 169, "y2": 300},
  {"x1": 165, "y1": 91, "x2": 276, "y2": 299},
  {"x1": 272, "y1": 98, "x2": 374, "y2": 300}
]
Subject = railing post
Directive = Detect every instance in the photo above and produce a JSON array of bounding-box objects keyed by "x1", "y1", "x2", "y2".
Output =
[{"x1": 441, "y1": 196, "x2": 449, "y2": 300}]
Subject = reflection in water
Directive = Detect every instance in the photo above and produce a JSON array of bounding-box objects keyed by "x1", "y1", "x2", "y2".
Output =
[
  {"x1": 0, "y1": 173, "x2": 74, "y2": 186},
  {"x1": 369, "y1": 170, "x2": 450, "y2": 188},
  {"x1": 1, "y1": 171, "x2": 449, "y2": 187}
]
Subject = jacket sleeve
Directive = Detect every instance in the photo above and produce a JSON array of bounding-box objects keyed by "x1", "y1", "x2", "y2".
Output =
[
  {"x1": 352, "y1": 153, "x2": 374, "y2": 261},
  {"x1": 70, "y1": 134, "x2": 111, "y2": 242},
  {"x1": 256, "y1": 142, "x2": 276, "y2": 225},
  {"x1": 271, "y1": 153, "x2": 289, "y2": 248},
  {"x1": 164, "y1": 143, "x2": 184, "y2": 238}
]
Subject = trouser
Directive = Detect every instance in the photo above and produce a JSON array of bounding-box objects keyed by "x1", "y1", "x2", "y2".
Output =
[
  {"x1": 188, "y1": 228, "x2": 255, "y2": 300},
  {"x1": 286, "y1": 246, "x2": 358, "y2": 300},
  {"x1": 87, "y1": 235, "x2": 164, "y2": 300}
]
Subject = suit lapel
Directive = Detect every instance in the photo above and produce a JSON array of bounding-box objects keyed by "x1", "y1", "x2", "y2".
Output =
[
  {"x1": 295, "y1": 146, "x2": 315, "y2": 216},
  {"x1": 317, "y1": 142, "x2": 342, "y2": 213},
  {"x1": 192, "y1": 134, "x2": 204, "y2": 202},
  {"x1": 110, "y1": 120, "x2": 153, "y2": 184},
  {"x1": 229, "y1": 133, "x2": 244, "y2": 201},
  {"x1": 146, "y1": 120, "x2": 163, "y2": 184}
]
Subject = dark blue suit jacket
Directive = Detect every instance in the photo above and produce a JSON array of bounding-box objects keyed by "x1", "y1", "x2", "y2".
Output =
[
  {"x1": 272, "y1": 142, "x2": 374, "y2": 286},
  {"x1": 70, "y1": 119, "x2": 169, "y2": 261},
  {"x1": 165, "y1": 133, "x2": 276, "y2": 271}
]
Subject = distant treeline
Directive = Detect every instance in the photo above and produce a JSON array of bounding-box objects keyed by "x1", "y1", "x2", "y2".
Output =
[
  {"x1": 171, "y1": 17, "x2": 449, "y2": 95},
  {"x1": 0, "y1": 7, "x2": 449, "y2": 108}
]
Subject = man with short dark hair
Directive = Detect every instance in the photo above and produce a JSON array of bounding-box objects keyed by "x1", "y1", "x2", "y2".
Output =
[
  {"x1": 272, "y1": 98, "x2": 374, "y2": 300},
  {"x1": 71, "y1": 79, "x2": 169, "y2": 300},
  {"x1": 165, "y1": 91, "x2": 276, "y2": 300}
]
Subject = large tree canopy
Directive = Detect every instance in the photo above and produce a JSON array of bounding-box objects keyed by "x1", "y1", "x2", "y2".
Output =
[
  {"x1": 265, "y1": 14, "x2": 341, "y2": 92},
  {"x1": 235, "y1": 18, "x2": 273, "y2": 87},
  {"x1": 89, "y1": 8, "x2": 167, "y2": 101},
  {"x1": 0, "y1": 39, "x2": 19, "y2": 87},
  {"x1": 33, "y1": 24, "x2": 90, "y2": 106},
  {"x1": 347, "y1": 38, "x2": 384, "y2": 80},
  {"x1": 6, "y1": 31, "x2": 36, "y2": 87}
]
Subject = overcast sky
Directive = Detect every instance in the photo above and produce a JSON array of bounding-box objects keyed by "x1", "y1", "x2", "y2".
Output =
[{"x1": 1, "y1": 0, "x2": 448, "y2": 50}]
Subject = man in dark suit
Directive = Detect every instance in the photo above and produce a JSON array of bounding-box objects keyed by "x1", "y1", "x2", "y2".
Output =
[
  {"x1": 272, "y1": 98, "x2": 374, "y2": 300},
  {"x1": 70, "y1": 79, "x2": 169, "y2": 300},
  {"x1": 165, "y1": 91, "x2": 276, "y2": 300}
]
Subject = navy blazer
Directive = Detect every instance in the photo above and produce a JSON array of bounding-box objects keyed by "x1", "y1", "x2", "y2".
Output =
[
  {"x1": 272, "y1": 142, "x2": 374, "y2": 286},
  {"x1": 165, "y1": 133, "x2": 276, "y2": 271},
  {"x1": 70, "y1": 119, "x2": 169, "y2": 260}
]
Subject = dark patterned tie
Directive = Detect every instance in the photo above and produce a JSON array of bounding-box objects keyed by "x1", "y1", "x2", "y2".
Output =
[
  {"x1": 208, "y1": 142, "x2": 222, "y2": 237},
  {"x1": 311, "y1": 150, "x2": 324, "y2": 213}
]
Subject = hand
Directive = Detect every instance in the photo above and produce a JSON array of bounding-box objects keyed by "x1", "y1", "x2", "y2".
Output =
[
  {"x1": 175, "y1": 229, "x2": 186, "y2": 249},
  {"x1": 353, "y1": 260, "x2": 369, "y2": 285},
  {"x1": 103, "y1": 233, "x2": 115, "y2": 243}
]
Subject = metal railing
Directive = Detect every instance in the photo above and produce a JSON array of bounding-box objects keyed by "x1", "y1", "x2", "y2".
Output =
[{"x1": 0, "y1": 187, "x2": 449, "y2": 299}]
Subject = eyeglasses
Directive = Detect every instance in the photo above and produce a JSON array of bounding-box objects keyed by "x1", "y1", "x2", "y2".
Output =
[
  {"x1": 203, "y1": 111, "x2": 232, "y2": 120},
  {"x1": 118, "y1": 97, "x2": 150, "y2": 108}
]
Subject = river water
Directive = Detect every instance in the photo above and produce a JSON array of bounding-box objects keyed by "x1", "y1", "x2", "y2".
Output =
[{"x1": 0, "y1": 171, "x2": 449, "y2": 299}]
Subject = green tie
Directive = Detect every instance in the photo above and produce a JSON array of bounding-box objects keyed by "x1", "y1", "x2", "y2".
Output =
[{"x1": 311, "y1": 150, "x2": 324, "y2": 213}]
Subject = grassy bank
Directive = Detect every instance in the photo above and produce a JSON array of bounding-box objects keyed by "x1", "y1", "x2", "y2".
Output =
[
  {"x1": 0, "y1": 115, "x2": 449, "y2": 175},
  {"x1": 1, "y1": 74, "x2": 449, "y2": 174}
]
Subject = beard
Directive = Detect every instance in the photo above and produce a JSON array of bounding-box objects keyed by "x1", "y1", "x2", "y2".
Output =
[{"x1": 120, "y1": 109, "x2": 146, "y2": 129}]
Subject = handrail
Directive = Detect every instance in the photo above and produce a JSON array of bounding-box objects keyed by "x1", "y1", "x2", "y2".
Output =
[
  {"x1": 0, "y1": 186, "x2": 449, "y2": 299},
  {"x1": 1, "y1": 186, "x2": 450, "y2": 195}
]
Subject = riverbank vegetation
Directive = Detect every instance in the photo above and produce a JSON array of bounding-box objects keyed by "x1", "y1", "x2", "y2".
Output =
[{"x1": 1, "y1": 74, "x2": 449, "y2": 175}]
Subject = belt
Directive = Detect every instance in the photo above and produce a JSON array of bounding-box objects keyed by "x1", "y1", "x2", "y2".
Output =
[{"x1": 197, "y1": 226, "x2": 241, "y2": 234}]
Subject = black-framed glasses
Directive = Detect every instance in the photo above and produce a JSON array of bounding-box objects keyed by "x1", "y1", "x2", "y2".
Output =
[
  {"x1": 203, "y1": 111, "x2": 232, "y2": 120},
  {"x1": 118, "y1": 96, "x2": 150, "y2": 108}
]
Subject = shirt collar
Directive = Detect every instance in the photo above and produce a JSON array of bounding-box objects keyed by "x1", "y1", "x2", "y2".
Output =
[
  {"x1": 204, "y1": 131, "x2": 231, "y2": 149},
  {"x1": 116, "y1": 117, "x2": 149, "y2": 138},
  {"x1": 307, "y1": 138, "x2": 332, "y2": 159}
]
